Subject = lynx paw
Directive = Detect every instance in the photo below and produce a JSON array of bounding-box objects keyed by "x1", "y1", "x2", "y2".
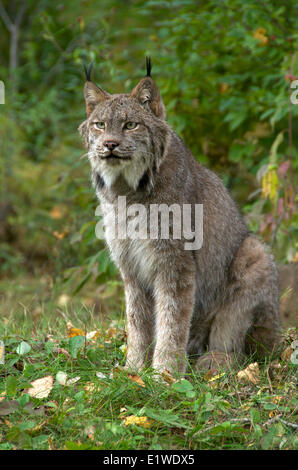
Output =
[{"x1": 195, "y1": 351, "x2": 240, "y2": 372}]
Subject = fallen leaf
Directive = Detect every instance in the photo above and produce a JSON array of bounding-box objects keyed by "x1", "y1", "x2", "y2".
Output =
[
  {"x1": 0, "y1": 400, "x2": 19, "y2": 416},
  {"x1": 23, "y1": 403, "x2": 46, "y2": 416},
  {"x1": 123, "y1": 415, "x2": 153, "y2": 428},
  {"x1": 48, "y1": 437, "x2": 55, "y2": 450},
  {"x1": 50, "y1": 206, "x2": 64, "y2": 219},
  {"x1": 96, "y1": 371, "x2": 107, "y2": 380},
  {"x1": 237, "y1": 363, "x2": 260, "y2": 385},
  {"x1": 208, "y1": 372, "x2": 226, "y2": 382},
  {"x1": 281, "y1": 346, "x2": 292, "y2": 362},
  {"x1": 161, "y1": 369, "x2": 177, "y2": 384},
  {"x1": 26, "y1": 376, "x2": 54, "y2": 399},
  {"x1": 56, "y1": 371, "x2": 67, "y2": 386},
  {"x1": 86, "y1": 330, "x2": 100, "y2": 341},
  {"x1": 105, "y1": 327, "x2": 117, "y2": 339},
  {"x1": 119, "y1": 344, "x2": 127, "y2": 355},
  {"x1": 84, "y1": 425, "x2": 95, "y2": 441},
  {"x1": 67, "y1": 327, "x2": 85, "y2": 338},
  {"x1": 58, "y1": 294, "x2": 70, "y2": 307},
  {"x1": 66, "y1": 376, "x2": 80, "y2": 386},
  {"x1": 53, "y1": 231, "x2": 68, "y2": 240},
  {"x1": 16, "y1": 341, "x2": 31, "y2": 355},
  {"x1": 128, "y1": 374, "x2": 145, "y2": 388}
]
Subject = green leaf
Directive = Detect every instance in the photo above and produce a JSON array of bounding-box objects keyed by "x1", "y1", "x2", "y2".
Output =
[
  {"x1": 16, "y1": 341, "x2": 31, "y2": 355},
  {"x1": 68, "y1": 335, "x2": 85, "y2": 358},
  {"x1": 6, "y1": 376, "x2": 18, "y2": 397}
]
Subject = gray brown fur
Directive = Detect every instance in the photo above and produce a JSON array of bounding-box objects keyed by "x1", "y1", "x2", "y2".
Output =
[{"x1": 79, "y1": 64, "x2": 281, "y2": 375}]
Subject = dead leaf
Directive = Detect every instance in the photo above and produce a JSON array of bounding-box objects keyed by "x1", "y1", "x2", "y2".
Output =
[
  {"x1": 53, "y1": 231, "x2": 68, "y2": 240},
  {"x1": 49, "y1": 206, "x2": 63, "y2": 219},
  {"x1": 58, "y1": 294, "x2": 70, "y2": 307},
  {"x1": 84, "y1": 425, "x2": 95, "y2": 441},
  {"x1": 281, "y1": 346, "x2": 293, "y2": 362},
  {"x1": 128, "y1": 374, "x2": 145, "y2": 388},
  {"x1": 67, "y1": 326, "x2": 85, "y2": 338},
  {"x1": 66, "y1": 376, "x2": 80, "y2": 386},
  {"x1": 123, "y1": 415, "x2": 153, "y2": 428},
  {"x1": 0, "y1": 400, "x2": 19, "y2": 416},
  {"x1": 105, "y1": 327, "x2": 117, "y2": 339},
  {"x1": 86, "y1": 330, "x2": 100, "y2": 341},
  {"x1": 48, "y1": 437, "x2": 55, "y2": 450},
  {"x1": 161, "y1": 369, "x2": 177, "y2": 384},
  {"x1": 95, "y1": 371, "x2": 107, "y2": 380},
  {"x1": 237, "y1": 363, "x2": 260, "y2": 385},
  {"x1": 26, "y1": 376, "x2": 54, "y2": 399}
]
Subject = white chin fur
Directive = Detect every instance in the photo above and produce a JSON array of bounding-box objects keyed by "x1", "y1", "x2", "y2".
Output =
[{"x1": 89, "y1": 151, "x2": 148, "y2": 191}]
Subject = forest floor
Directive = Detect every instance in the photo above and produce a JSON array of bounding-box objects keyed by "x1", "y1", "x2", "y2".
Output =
[{"x1": 0, "y1": 274, "x2": 297, "y2": 450}]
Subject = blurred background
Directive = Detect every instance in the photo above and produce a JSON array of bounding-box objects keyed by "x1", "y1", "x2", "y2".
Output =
[{"x1": 0, "y1": 0, "x2": 297, "y2": 329}]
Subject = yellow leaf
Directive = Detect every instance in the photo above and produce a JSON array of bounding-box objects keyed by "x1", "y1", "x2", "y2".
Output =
[
  {"x1": 237, "y1": 363, "x2": 260, "y2": 385},
  {"x1": 26, "y1": 376, "x2": 54, "y2": 399},
  {"x1": 269, "y1": 410, "x2": 279, "y2": 418},
  {"x1": 123, "y1": 415, "x2": 153, "y2": 428},
  {"x1": 219, "y1": 83, "x2": 229, "y2": 94},
  {"x1": 261, "y1": 167, "x2": 279, "y2": 201},
  {"x1": 49, "y1": 207, "x2": 63, "y2": 219},
  {"x1": 208, "y1": 372, "x2": 225, "y2": 382},
  {"x1": 106, "y1": 327, "x2": 117, "y2": 339},
  {"x1": 119, "y1": 344, "x2": 127, "y2": 355},
  {"x1": 253, "y1": 28, "x2": 268, "y2": 45},
  {"x1": 67, "y1": 326, "x2": 85, "y2": 338},
  {"x1": 128, "y1": 374, "x2": 145, "y2": 388},
  {"x1": 53, "y1": 231, "x2": 68, "y2": 240}
]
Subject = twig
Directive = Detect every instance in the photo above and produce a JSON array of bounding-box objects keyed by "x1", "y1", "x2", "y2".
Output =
[
  {"x1": 266, "y1": 366, "x2": 273, "y2": 394},
  {"x1": 194, "y1": 418, "x2": 251, "y2": 436},
  {"x1": 0, "y1": 0, "x2": 12, "y2": 31},
  {"x1": 264, "y1": 414, "x2": 298, "y2": 429},
  {"x1": 263, "y1": 414, "x2": 282, "y2": 427},
  {"x1": 279, "y1": 419, "x2": 298, "y2": 430}
]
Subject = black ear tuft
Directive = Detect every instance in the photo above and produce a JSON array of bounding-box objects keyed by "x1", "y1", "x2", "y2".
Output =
[
  {"x1": 146, "y1": 56, "x2": 152, "y2": 77},
  {"x1": 84, "y1": 62, "x2": 94, "y2": 82}
]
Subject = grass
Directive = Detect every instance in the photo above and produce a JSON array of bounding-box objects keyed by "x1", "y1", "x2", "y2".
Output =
[{"x1": 0, "y1": 290, "x2": 297, "y2": 451}]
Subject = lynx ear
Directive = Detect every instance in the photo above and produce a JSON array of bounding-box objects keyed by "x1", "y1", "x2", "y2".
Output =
[
  {"x1": 84, "y1": 81, "x2": 110, "y2": 116},
  {"x1": 130, "y1": 59, "x2": 166, "y2": 120},
  {"x1": 83, "y1": 64, "x2": 110, "y2": 116}
]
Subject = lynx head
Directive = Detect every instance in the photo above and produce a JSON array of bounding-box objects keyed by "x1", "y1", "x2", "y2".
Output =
[{"x1": 79, "y1": 59, "x2": 169, "y2": 192}]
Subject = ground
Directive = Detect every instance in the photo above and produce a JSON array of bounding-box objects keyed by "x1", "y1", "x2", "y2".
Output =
[{"x1": 0, "y1": 274, "x2": 297, "y2": 450}]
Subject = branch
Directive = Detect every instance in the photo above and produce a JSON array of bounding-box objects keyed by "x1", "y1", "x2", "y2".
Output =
[
  {"x1": 15, "y1": 0, "x2": 26, "y2": 27},
  {"x1": 0, "y1": 0, "x2": 12, "y2": 31}
]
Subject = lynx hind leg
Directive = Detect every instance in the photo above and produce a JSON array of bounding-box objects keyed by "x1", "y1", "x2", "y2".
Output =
[{"x1": 197, "y1": 236, "x2": 281, "y2": 371}]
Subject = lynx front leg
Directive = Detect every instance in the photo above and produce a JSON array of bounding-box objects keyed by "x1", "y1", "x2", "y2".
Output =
[
  {"x1": 152, "y1": 267, "x2": 196, "y2": 375},
  {"x1": 123, "y1": 276, "x2": 154, "y2": 372}
]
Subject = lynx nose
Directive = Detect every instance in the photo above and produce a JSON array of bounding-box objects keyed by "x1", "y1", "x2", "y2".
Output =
[{"x1": 104, "y1": 141, "x2": 119, "y2": 151}]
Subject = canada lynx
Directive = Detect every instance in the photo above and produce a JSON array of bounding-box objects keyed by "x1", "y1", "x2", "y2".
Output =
[{"x1": 79, "y1": 59, "x2": 280, "y2": 375}]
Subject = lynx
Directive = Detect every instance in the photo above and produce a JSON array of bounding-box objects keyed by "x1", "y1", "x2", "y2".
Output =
[{"x1": 79, "y1": 59, "x2": 280, "y2": 375}]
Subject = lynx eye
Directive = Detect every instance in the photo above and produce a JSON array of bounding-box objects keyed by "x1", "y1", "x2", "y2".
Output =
[
  {"x1": 93, "y1": 122, "x2": 105, "y2": 130},
  {"x1": 124, "y1": 122, "x2": 138, "y2": 130}
]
